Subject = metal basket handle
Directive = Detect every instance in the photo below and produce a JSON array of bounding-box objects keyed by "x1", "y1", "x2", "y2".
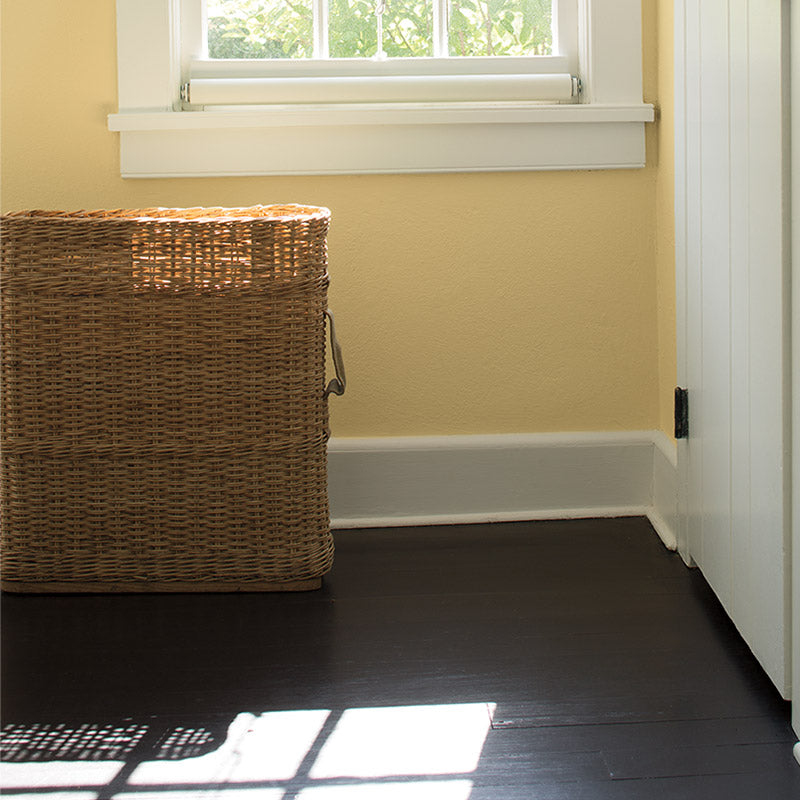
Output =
[{"x1": 324, "y1": 309, "x2": 346, "y2": 397}]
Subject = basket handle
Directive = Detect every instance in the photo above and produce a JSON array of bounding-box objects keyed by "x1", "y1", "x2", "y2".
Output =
[{"x1": 324, "y1": 309, "x2": 346, "y2": 397}]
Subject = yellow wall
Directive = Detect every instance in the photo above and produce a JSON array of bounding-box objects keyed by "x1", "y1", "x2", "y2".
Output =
[
  {"x1": 1, "y1": 0, "x2": 674, "y2": 439},
  {"x1": 655, "y1": 0, "x2": 677, "y2": 438}
]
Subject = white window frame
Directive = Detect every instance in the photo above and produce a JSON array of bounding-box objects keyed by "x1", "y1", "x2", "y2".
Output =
[{"x1": 108, "y1": 0, "x2": 654, "y2": 176}]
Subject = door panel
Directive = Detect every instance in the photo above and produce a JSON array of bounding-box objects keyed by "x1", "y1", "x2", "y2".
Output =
[
  {"x1": 696, "y1": 0, "x2": 732, "y2": 613},
  {"x1": 675, "y1": 0, "x2": 789, "y2": 697}
]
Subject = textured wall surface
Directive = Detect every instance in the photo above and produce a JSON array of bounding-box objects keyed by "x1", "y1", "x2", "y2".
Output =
[
  {"x1": 654, "y1": 0, "x2": 677, "y2": 438},
  {"x1": 0, "y1": 0, "x2": 672, "y2": 439}
]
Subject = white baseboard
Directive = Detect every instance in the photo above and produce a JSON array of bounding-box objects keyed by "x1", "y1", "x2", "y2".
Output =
[
  {"x1": 328, "y1": 431, "x2": 678, "y2": 549},
  {"x1": 651, "y1": 431, "x2": 679, "y2": 550}
]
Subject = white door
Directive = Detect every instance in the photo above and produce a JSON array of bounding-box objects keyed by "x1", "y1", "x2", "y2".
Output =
[{"x1": 675, "y1": 0, "x2": 791, "y2": 698}]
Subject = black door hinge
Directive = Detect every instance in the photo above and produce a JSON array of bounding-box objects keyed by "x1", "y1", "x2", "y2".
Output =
[{"x1": 674, "y1": 387, "x2": 689, "y2": 439}]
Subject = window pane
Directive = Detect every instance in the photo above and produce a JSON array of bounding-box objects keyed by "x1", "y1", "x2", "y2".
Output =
[
  {"x1": 384, "y1": 0, "x2": 433, "y2": 57},
  {"x1": 448, "y1": 0, "x2": 552, "y2": 56},
  {"x1": 328, "y1": 0, "x2": 377, "y2": 58},
  {"x1": 207, "y1": 0, "x2": 314, "y2": 59},
  {"x1": 328, "y1": 0, "x2": 433, "y2": 58}
]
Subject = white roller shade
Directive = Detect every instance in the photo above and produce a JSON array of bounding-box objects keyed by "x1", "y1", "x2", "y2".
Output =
[{"x1": 185, "y1": 73, "x2": 578, "y2": 106}]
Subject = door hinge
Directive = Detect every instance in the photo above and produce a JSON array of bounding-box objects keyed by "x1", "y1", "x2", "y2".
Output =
[{"x1": 674, "y1": 387, "x2": 689, "y2": 439}]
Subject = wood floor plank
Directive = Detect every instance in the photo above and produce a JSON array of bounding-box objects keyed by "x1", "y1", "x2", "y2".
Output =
[
  {"x1": 601, "y1": 740, "x2": 799, "y2": 780},
  {"x1": 484, "y1": 715, "x2": 794, "y2": 753},
  {"x1": 468, "y1": 769, "x2": 800, "y2": 800}
]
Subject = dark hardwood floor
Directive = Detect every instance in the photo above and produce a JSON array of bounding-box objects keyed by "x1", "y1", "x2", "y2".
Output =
[{"x1": 2, "y1": 517, "x2": 799, "y2": 799}]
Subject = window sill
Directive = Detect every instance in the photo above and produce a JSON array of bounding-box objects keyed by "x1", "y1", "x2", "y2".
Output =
[{"x1": 107, "y1": 102, "x2": 655, "y2": 177}]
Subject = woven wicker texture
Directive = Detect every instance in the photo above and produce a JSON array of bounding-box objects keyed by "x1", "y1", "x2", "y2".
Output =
[{"x1": 1, "y1": 206, "x2": 335, "y2": 591}]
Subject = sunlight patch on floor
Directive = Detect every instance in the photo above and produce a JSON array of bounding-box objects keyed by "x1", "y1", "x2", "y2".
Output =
[
  {"x1": 119, "y1": 792, "x2": 285, "y2": 799},
  {"x1": 0, "y1": 760, "x2": 125, "y2": 789},
  {"x1": 297, "y1": 779, "x2": 475, "y2": 799},
  {"x1": 129, "y1": 710, "x2": 330, "y2": 785},
  {"x1": 0, "y1": 794, "x2": 99, "y2": 800},
  {"x1": 1, "y1": 702, "x2": 494, "y2": 799},
  {"x1": 310, "y1": 703, "x2": 494, "y2": 779}
]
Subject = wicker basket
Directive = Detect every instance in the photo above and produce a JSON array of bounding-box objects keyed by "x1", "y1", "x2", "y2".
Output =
[{"x1": 0, "y1": 205, "x2": 344, "y2": 592}]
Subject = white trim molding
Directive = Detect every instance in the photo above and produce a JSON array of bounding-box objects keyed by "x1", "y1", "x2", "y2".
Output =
[
  {"x1": 108, "y1": 111, "x2": 652, "y2": 177},
  {"x1": 650, "y1": 430, "x2": 679, "y2": 552},
  {"x1": 110, "y1": 0, "x2": 653, "y2": 176},
  {"x1": 328, "y1": 431, "x2": 678, "y2": 551}
]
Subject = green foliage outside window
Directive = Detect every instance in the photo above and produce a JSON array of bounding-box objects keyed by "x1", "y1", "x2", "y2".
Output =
[
  {"x1": 328, "y1": 0, "x2": 433, "y2": 58},
  {"x1": 207, "y1": 0, "x2": 551, "y2": 59},
  {"x1": 207, "y1": 0, "x2": 314, "y2": 58},
  {"x1": 449, "y1": 0, "x2": 551, "y2": 56}
]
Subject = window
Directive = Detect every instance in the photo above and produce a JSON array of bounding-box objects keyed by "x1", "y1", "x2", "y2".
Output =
[
  {"x1": 109, "y1": 0, "x2": 653, "y2": 176},
  {"x1": 203, "y1": 0, "x2": 562, "y2": 62},
  {"x1": 205, "y1": 0, "x2": 555, "y2": 60},
  {"x1": 185, "y1": 0, "x2": 577, "y2": 107}
]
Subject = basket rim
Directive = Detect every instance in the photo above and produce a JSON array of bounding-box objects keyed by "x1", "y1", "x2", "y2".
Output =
[{"x1": 0, "y1": 204, "x2": 331, "y2": 224}]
